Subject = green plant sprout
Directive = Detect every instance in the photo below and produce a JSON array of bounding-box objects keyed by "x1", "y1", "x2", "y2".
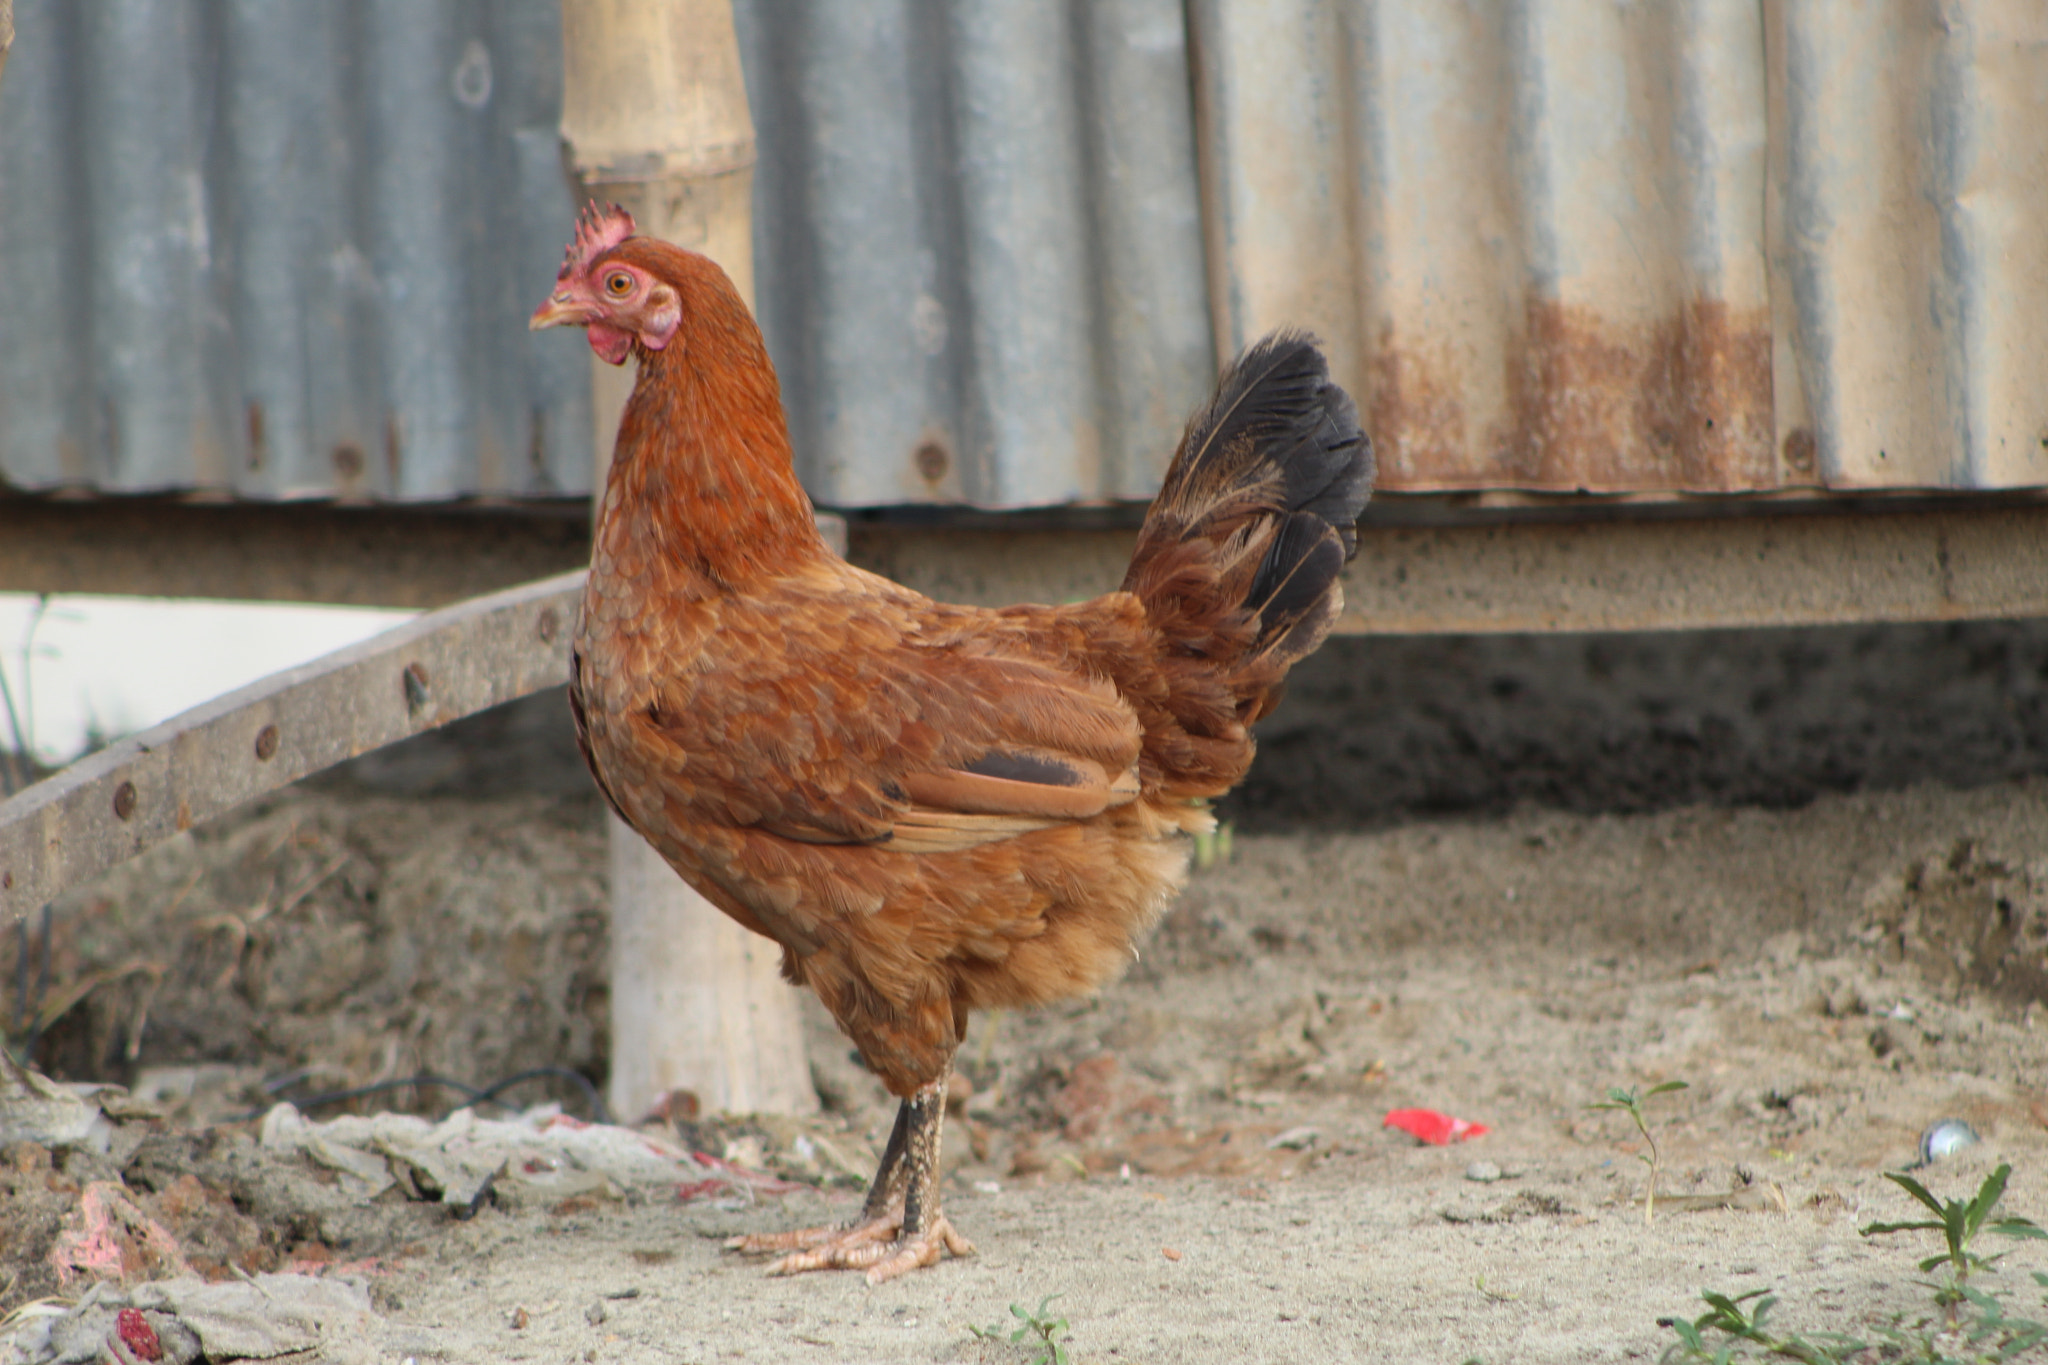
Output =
[
  {"x1": 970, "y1": 1294, "x2": 1072, "y2": 1365},
  {"x1": 1862, "y1": 1163, "x2": 2048, "y2": 1319},
  {"x1": 1661, "y1": 1163, "x2": 2048, "y2": 1363},
  {"x1": 1661, "y1": 1288, "x2": 1867, "y2": 1364},
  {"x1": 1587, "y1": 1080, "x2": 1689, "y2": 1224}
]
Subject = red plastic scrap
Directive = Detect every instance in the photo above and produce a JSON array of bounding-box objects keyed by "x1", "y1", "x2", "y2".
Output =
[
  {"x1": 675, "y1": 1150, "x2": 804, "y2": 1203},
  {"x1": 1383, "y1": 1108, "x2": 1489, "y2": 1146},
  {"x1": 539, "y1": 1114, "x2": 592, "y2": 1132},
  {"x1": 691, "y1": 1151, "x2": 801, "y2": 1190},
  {"x1": 115, "y1": 1308, "x2": 163, "y2": 1362},
  {"x1": 673, "y1": 1179, "x2": 727, "y2": 1203}
]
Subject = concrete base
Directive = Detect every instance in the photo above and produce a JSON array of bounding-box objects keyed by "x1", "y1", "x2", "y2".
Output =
[{"x1": 7, "y1": 495, "x2": 2046, "y2": 634}]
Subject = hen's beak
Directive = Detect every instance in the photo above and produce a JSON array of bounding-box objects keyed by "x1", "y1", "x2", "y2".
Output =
[{"x1": 529, "y1": 292, "x2": 588, "y2": 332}]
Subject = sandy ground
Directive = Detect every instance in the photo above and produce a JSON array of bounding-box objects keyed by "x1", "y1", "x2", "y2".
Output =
[
  {"x1": 7, "y1": 776, "x2": 2048, "y2": 1362},
  {"x1": 365, "y1": 1147, "x2": 2026, "y2": 1364}
]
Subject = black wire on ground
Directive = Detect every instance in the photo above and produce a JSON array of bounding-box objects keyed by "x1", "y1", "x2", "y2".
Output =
[
  {"x1": 252, "y1": 1066, "x2": 610, "y2": 1126},
  {"x1": 470, "y1": 1066, "x2": 612, "y2": 1125}
]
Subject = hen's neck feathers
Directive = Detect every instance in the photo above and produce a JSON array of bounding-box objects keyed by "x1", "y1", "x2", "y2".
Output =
[{"x1": 594, "y1": 240, "x2": 825, "y2": 597}]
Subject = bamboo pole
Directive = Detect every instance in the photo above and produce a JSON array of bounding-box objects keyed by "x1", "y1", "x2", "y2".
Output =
[{"x1": 558, "y1": 0, "x2": 816, "y2": 1121}]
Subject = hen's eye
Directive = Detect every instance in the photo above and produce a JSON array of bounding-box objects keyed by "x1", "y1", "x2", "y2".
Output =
[{"x1": 604, "y1": 271, "x2": 633, "y2": 297}]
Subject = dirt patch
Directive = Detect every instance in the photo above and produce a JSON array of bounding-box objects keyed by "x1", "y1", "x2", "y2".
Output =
[
  {"x1": 1237, "y1": 619, "x2": 2048, "y2": 827},
  {"x1": 0, "y1": 1127, "x2": 427, "y2": 1308},
  {"x1": 13, "y1": 792, "x2": 609, "y2": 1121},
  {"x1": 6, "y1": 778, "x2": 2048, "y2": 1360}
]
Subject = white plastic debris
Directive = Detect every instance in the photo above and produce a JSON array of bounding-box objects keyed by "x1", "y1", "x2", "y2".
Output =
[
  {"x1": 1, "y1": 1274, "x2": 372, "y2": 1365},
  {"x1": 0, "y1": 1051, "x2": 99, "y2": 1149},
  {"x1": 255, "y1": 1101, "x2": 709, "y2": 1209},
  {"x1": 131, "y1": 1275, "x2": 376, "y2": 1359}
]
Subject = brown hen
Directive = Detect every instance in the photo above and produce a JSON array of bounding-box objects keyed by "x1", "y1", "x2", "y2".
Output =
[{"x1": 531, "y1": 204, "x2": 1372, "y2": 1282}]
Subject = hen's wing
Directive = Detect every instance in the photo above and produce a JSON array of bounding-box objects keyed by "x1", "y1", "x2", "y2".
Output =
[
  {"x1": 609, "y1": 567, "x2": 1147, "y2": 855},
  {"x1": 872, "y1": 651, "x2": 1145, "y2": 854}
]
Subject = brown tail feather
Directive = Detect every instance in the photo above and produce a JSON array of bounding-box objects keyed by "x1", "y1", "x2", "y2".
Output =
[{"x1": 1121, "y1": 332, "x2": 1372, "y2": 795}]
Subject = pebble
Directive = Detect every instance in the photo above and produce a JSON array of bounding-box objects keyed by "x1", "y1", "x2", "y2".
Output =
[
  {"x1": 1464, "y1": 1161, "x2": 1503, "y2": 1183},
  {"x1": 1918, "y1": 1119, "x2": 1978, "y2": 1164}
]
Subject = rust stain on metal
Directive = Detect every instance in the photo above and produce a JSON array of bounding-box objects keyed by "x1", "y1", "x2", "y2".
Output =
[
  {"x1": 1366, "y1": 332, "x2": 1470, "y2": 488},
  {"x1": 1781, "y1": 428, "x2": 1818, "y2": 479},
  {"x1": 245, "y1": 402, "x2": 267, "y2": 472},
  {"x1": 176, "y1": 800, "x2": 192, "y2": 831},
  {"x1": 914, "y1": 438, "x2": 951, "y2": 485},
  {"x1": 112, "y1": 781, "x2": 137, "y2": 821},
  {"x1": 1365, "y1": 297, "x2": 1775, "y2": 493},
  {"x1": 475, "y1": 427, "x2": 505, "y2": 497},
  {"x1": 403, "y1": 661, "x2": 432, "y2": 717},
  {"x1": 332, "y1": 443, "x2": 366, "y2": 484},
  {"x1": 1506, "y1": 297, "x2": 1775, "y2": 491},
  {"x1": 254, "y1": 724, "x2": 280, "y2": 762}
]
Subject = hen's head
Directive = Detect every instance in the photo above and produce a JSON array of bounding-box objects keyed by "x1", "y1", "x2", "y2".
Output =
[{"x1": 528, "y1": 203, "x2": 682, "y2": 365}]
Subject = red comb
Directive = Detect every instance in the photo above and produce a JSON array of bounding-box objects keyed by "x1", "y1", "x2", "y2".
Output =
[{"x1": 559, "y1": 202, "x2": 636, "y2": 279}]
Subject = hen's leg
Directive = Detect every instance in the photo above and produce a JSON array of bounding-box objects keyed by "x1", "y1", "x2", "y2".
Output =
[
  {"x1": 855, "y1": 1063, "x2": 975, "y2": 1283},
  {"x1": 728, "y1": 1061, "x2": 973, "y2": 1283}
]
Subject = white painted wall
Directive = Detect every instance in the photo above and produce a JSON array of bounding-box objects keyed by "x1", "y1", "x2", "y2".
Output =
[{"x1": 0, "y1": 594, "x2": 417, "y2": 764}]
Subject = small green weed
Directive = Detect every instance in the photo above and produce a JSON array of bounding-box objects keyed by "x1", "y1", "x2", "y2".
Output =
[
  {"x1": 1587, "y1": 1080, "x2": 1688, "y2": 1224},
  {"x1": 1863, "y1": 1163, "x2": 2048, "y2": 1302},
  {"x1": 1660, "y1": 1162, "x2": 2048, "y2": 1363},
  {"x1": 970, "y1": 1294, "x2": 1072, "y2": 1365},
  {"x1": 1661, "y1": 1288, "x2": 1869, "y2": 1363}
]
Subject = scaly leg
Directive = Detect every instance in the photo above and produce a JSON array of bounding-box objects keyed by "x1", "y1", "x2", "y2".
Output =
[{"x1": 726, "y1": 1060, "x2": 973, "y2": 1283}]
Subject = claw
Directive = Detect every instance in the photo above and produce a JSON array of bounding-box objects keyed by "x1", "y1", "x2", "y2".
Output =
[{"x1": 862, "y1": 1216, "x2": 975, "y2": 1285}]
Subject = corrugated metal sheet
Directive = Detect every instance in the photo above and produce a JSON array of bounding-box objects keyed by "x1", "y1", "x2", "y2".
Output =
[
  {"x1": 5, "y1": 1, "x2": 2045, "y2": 507},
  {"x1": 1194, "y1": 0, "x2": 2048, "y2": 494},
  {"x1": 1774, "y1": 3, "x2": 2048, "y2": 490},
  {"x1": 732, "y1": 0, "x2": 1213, "y2": 507},
  {"x1": 0, "y1": 0, "x2": 594, "y2": 501}
]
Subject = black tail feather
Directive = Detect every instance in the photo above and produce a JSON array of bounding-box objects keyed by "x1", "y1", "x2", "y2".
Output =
[
  {"x1": 1127, "y1": 331, "x2": 1373, "y2": 665},
  {"x1": 1246, "y1": 510, "x2": 1348, "y2": 630}
]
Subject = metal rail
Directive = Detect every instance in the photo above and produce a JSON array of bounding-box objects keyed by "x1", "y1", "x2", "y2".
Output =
[{"x1": 0, "y1": 571, "x2": 585, "y2": 925}]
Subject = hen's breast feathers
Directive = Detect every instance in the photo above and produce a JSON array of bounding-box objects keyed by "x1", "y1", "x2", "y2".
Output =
[{"x1": 574, "y1": 557, "x2": 1158, "y2": 862}]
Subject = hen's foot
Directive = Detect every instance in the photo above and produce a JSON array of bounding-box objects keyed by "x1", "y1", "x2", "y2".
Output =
[
  {"x1": 724, "y1": 1210, "x2": 898, "y2": 1259},
  {"x1": 728, "y1": 1066, "x2": 970, "y2": 1282},
  {"x1": 756, "y1": 1212, "x2": 971, "y2": 1284},
  {"x1": 726, "y1": 1207, "x2": 974, "y2": 1283}
]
